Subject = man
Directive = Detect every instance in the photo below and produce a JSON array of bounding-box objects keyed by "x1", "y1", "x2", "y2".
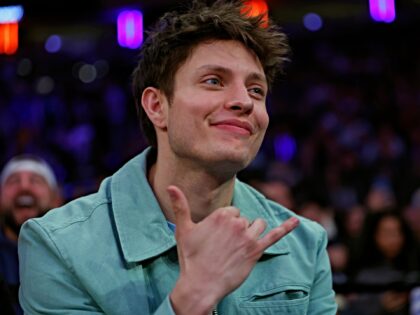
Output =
[
  {"x1": 0, "y1": 154, "x2": 61, "y2": 314},
  {"x1": 19, "y1": 1, "x2": 337, "y2": 314}
]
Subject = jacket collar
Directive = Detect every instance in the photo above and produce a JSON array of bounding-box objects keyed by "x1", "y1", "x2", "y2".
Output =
[
  {"x1": 111, "y1": 148, "x2": 289, "y2": 265},
  {"x1": 111, "y1": 148, "x2": 176, "y2": 265},
  {"x1": 232, "y1": 182, "x2": 290, "y2": 255}
]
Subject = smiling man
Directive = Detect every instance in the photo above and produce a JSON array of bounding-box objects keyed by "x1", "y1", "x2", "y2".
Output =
[
  {"x1": 0, "y1": 154, "x2": 61, "y2": 314},
  {"x1": 19, "y1": 1, "x2": 337, "y2": 314}
]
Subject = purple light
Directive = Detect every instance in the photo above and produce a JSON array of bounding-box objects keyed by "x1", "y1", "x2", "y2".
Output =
[
  {"x1": 117, "y1": 10, "x2": 143, "y2": 49},
  {"x1": 274, "y1": 133, "x2": 297, "y2": 162},
  {"x1": 303, "y1": 13, "x2": 323, "y2": 32},
  {"x1": 369, "y1": 0, "x2": 396, "y2": 23},
  {"x1": 45, "y1": 35, "x2": 62, "y2": 53}
]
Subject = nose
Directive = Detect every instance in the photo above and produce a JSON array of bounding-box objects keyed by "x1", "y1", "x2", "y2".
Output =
[
  {"x1": 15, "y1": 175, "x2": 33, "y2": 191},
  {"x1": 224, "y1": 85, "x2": 254, "y2": 114},
  {"x1": 19, "y1": 177, "x2": 32, "y2": 190}
]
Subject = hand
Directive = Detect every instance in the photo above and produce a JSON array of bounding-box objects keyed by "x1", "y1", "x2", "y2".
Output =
[{"x1": 167, "y1": 185, "x2": 299, "y2": 315}]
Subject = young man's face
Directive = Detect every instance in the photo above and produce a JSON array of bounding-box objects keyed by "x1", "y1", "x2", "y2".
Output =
[
  {"x1": 0, "y1": 171, "x2": 56, "y2": 230},
  {"x1": 164, "y1": 40, "x2": 269, "y2": 174}
]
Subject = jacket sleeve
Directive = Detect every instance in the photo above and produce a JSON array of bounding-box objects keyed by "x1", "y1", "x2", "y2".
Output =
[
  {"x1": 18, "y1": 219, "x2": 106, "y2": 314},
  {"x1": 307, "y1": 228, "x2": 338, "y2": 315},
  {"x1": 18, "y1": 219, "x2": 176, "y2": 315}
]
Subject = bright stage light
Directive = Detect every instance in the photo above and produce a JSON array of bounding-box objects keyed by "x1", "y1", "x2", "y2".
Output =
[
  {"x1": 369, "y1": 0, "x2": 396, "y2": 23},
  {"x1": 117, "y1": 10, "x2": 143, "y2": 49}
]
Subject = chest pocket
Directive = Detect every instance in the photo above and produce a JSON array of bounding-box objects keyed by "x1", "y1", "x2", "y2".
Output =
[{"x1": 238, "y1": 284, "x2": 310, "y2": 314}]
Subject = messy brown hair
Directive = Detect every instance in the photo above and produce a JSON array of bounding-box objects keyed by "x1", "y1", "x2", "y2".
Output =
[{"x1": 132, "y1": 0, "x2": 289, "y2": 147}]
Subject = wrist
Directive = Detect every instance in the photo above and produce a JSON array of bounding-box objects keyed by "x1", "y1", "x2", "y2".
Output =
[{"x1": 170, "y1": 277, "x2": 218, "y2": 315}]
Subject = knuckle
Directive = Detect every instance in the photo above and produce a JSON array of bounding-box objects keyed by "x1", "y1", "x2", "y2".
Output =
[
  {"x1": 239, "y1": 217, "x2": 249, "y2": 228},
  {"x1": 230, "y1": 219, "x2": 244, "y2": 232},
  {"x1": 213, "y1": 208, "x2": 228, "y2": 222},
  {"x1": 213, "y1": 207, "x2": 239, "y2": 221},
  {"x1": 225, "y1": 206, "x2": 240, "y2": 217},
  {"x1": 243, "y1": 232, "x2": 255, "y2": 243},
  {"x1": 276, "y1": 225, "x2": 286, "y2": 236},
  {"x1": 268, "y1": 228, "x2": 283, "y2": 241},
  {"x1": 252, "y1": 218, "x2": 265, "y2": 230},
  {"x1": 231, "y1": 217, "x2": 249, "y2": 232}
]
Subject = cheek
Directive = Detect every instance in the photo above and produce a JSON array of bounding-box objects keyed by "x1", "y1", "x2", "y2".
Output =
[
  {"x1": 170, "y1": 102, "x2": 206, "y2": 131},
  {"x1": 263, "y1": 115, "x2": 269, "y2": 130},
  {"x1": 33, "y1": 187, "x2": 54, "y2": 204},
  {"x1": 257, "y1": 112, "x2": 270, "y2": 135},
  {"x1": 0, "y1": 190, "x2": 15, "y2": 205},
  {"x1": 256, "y1": 108, "x2": 269, "y2": 130}
]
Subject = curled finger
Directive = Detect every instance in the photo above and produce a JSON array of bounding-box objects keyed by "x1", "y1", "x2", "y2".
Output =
[{"x1": 246, "y1": 218, "x2": 266, "y2": 239}]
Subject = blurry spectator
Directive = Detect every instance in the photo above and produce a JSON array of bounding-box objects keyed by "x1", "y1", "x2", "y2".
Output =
[
  {"x1": 327, "y1": 241, "x2": 351, "y2": 313},
  {"x1": 251, "y1": 179, "x2": 295, "y2": 210},
  {"x1": 377, "y1": 124, "x2": 406, "y2": 163},
  {"x1": 298, "y1": 200, "x2": 339, "y2": 242},
  {"x1": 328, "y1": 241, "x2": 350, "y2": 286},
  {"x1": 365, "y1": 180, "x2": 397, "y2": 213},
  {"x1": 347, "y1": 210, "x2": 420, "y2": 315},
  {"x1": 0, "y1": 155, "x2": 61, "y2": 315},
  {"x1": 403, "y1": 188, "x2": 420, "y2": 242},
  {"x1": 342, "y1": 204, "x2": 367, "y2": 277}
]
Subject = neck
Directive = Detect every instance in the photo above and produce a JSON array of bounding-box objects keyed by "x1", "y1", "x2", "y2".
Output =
[{"x1": 148, "y1": 152, "x2": 236, "y2": 223}]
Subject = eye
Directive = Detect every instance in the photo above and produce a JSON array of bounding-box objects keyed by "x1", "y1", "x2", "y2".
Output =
[
  {"x1": 249, "y1": 87, "x2": 266, "y2": 97},
  {"x1": 31, "y1": 175, "x2": 47, "y2": 186},
  {"x1": 204, "y1": 77, "x2": 221, "y2": 86},
  {"x1": 5, "y1": 176, "x2": 19, "y2": 186}
]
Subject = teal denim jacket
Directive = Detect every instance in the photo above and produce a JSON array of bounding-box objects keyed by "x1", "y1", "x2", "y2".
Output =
[{"x1": 19, "y1": 148, "x2": 337, "y2": 314}]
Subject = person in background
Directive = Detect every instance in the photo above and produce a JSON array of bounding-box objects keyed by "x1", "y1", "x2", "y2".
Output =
[
  {"x1": 327, "y1": 241, "x2": 350, "y2": 313},
  {"x1": 342, "y1": 204, "x2": 367, "y2": 277},
  {"x1": 250, "y1": 179, "x2": 295, "y2": 210},
  {"x1": 346, "y1": 210, "x2": 420, "y2": 315},
  {"x1": 365, "y1": 181, "x2": 397, "y2": 213},
  {"x1": 403, "y1": 187, "x2": 420, "y2": 243},
  {"x1": 298, "y1": 199, "x2": 339, "y2": 243},
  {"x1": 18, "y1": 1, "x2": 337, "y2": 314},
  {"x1": 0, "y1": 154, "x2": 61, "y2": 315}
]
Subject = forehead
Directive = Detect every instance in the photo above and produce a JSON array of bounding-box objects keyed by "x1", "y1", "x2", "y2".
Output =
[
  {"x1": 180, "y1": 40, "x2": 266, "y2": 79},
  {"x1": 4, "y1": 171, "x2": 47, "y2": 183},
  {"x1": 376, "y1": 217, "x2": 402, "y2": 234}
]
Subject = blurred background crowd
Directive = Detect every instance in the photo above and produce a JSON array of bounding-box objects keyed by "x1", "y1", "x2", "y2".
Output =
[{"x1": 0, "y1": 0, "x2": 419, "y2": 314}]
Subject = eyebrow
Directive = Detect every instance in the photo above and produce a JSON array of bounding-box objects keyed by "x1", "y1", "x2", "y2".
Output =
[
  {"x1": 6, "y1": 172, "x2": 46, "y2": 181},
  {"x1": 196, "y1": 64, "x2": 267, "y2": 86}
]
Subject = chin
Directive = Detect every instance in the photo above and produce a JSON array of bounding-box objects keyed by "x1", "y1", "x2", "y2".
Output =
[{"x1": 207, "y1": 148, "x2": 254, "y2": 172}]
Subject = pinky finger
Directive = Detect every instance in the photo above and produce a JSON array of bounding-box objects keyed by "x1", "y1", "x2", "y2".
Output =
[{"x1": 257, "y1": 217, "x2": 299, "y2": 252}]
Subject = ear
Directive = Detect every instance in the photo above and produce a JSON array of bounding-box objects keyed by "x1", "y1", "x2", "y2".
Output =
[{"x1": 141, "y1": 87, "x2": 168, "y2": 129}]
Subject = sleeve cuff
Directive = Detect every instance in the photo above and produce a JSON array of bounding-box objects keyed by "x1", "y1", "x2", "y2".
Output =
[{"x1": 153, "y1": 295, "x2": 176, "y2": 315}]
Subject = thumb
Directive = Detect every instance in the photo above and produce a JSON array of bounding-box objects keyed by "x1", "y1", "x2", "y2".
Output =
[{"x1": 167, "y1": 185, "x2": 194, "y2": 233}]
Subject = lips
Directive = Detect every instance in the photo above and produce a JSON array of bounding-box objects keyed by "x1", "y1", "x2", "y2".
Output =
[{"x1": 211, "y1": 119, "x2": 254, "y2": 135}]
